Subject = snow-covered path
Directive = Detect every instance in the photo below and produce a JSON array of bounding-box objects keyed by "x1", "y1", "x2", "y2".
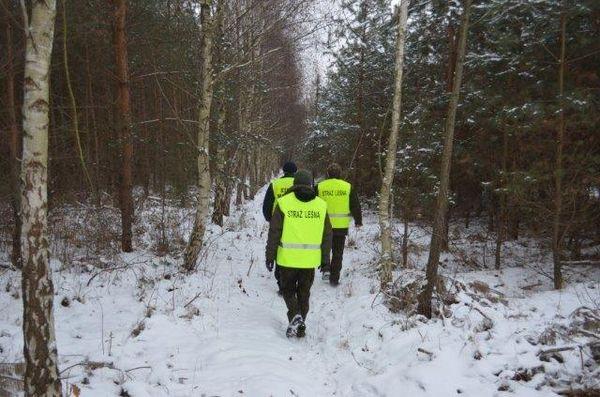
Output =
[
  {"x1": 1, "y1": 189, "x2": 390, "y2": 396},
  {"x1": 1, "y1": 188, "x2": 597, "y2": 396},
  {"x1": 152, "y1": 194, "x2": 387, "y2": 396}
]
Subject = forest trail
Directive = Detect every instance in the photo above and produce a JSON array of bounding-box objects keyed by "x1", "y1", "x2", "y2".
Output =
[
  {"x1": 1, "y1": 186, "x2": 596, "y2": 397},
  {"x1": 4, "y1": 0, "x2": 598, "y2": 395},
  {"x1": 162, "y1": 189, "x2": 383, "y2": 396},
  {"x1": 1, "y1": 186, "x2": 389, "y2": 397}
]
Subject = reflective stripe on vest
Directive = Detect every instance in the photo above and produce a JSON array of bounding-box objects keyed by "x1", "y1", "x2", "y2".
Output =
[
  {"x1": 271, "y1": 176, "x2": 294, "y2": 213},
  {"x1": 317, "y1": 178, "x2": 352, "y2": 229},
  {"x1": 328, "y1": 213, "x2": 351, "y2": 218},
  {"x1": 280, "y1": 243, "x2": 321, "y2": 250},
  {"x1": 276, "y1": 194, "x2": 327, "y2": 269}
]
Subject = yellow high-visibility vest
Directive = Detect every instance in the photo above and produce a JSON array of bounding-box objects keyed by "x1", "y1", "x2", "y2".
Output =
[
  {"x1": 276, "y1": 194, "x2": 327, "y2": 268},
  {"x1": 317, "y1": 178, "x2": 351, "y2": 229},
  {"x1": 271, "y1": 176, "x2": 294, "y2": 213}
]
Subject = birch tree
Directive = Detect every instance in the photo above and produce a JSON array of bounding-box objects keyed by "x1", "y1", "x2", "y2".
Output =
[
  {"x1": 19, "y1": 0, "x2": 62, "y2": 395},
  {"x1": 183, "y1": 0, "x2": 222, "y2": 272},
  {"x1": 418, "y1": 0, "x2": 472, "y2": 318},
  {"x1": 378, "y1": 0, "x2": 409, "y2": 286}
]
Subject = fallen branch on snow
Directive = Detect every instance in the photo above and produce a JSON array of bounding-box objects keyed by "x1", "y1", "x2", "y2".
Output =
[
  {"x1": 537, "y1": 342, "x2": 600, "y2": 359},
  {"x1": 417, "y1": 348, "x2": 434, "y2": 360},
  {"x1": 464, "y1": 302, "x2": 493, "y2": 322},
  {"x1": 562, "y1": 260, "x2": 600, "y2": 267}
]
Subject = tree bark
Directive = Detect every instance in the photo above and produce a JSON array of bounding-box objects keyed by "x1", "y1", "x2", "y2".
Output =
[
  {"x1": 246, "y1": 150, "x2": 256, "y2": 200},
  {"x1": 84, "y1": 43, "x2": 101, "y2": 204},
  {"x1": 20, "y1": 0, "x2": 63, "y2": 395},
  {"x1": 235, "y1": 173, "x2": 244, "y2": 206},
  {"x1": 5, "y1": 5, "x2": 22, "y2": 268},
  {"x1": 62, "y1": 0, "x2": 93, "y2": 196},
  {"x1": 402, "y1": 215, "x2": 409, "y2": 267},
  {"x1": 495, "y1": 126, "x2": 508, "y2": 270},
  {"x1": 378, "y1": 0, "x2": 409, "y2": 285},
  {"x1": 139, "y1": 80, "x2": 150, "y2": 196},
  {"x1": 418, "y1": 0, "x2": 472, "y2": 318},
  {"x1": 243, "y1": 151, "x2": 251, "y2": 200},
  {"x1": 440, "y1": 1, "x2": 460, "y2": 252},
  {"x1": 103, "y1": 78, "x2": 116, "y2": 189},
  {"x1": 212, "y1": 100, "x2": 227, "y2": 226},
  {"x1": 183, "y1": 0, "x2": 222, "y2": 272},
  {"x1": 552, "y1": 11, "x2": 567, "y2": 290},
  {"x1": 113, "y1": 0, "x2": 134, "y2": 252},
  {"x1": 222, "y1": 147, "x2": 238, "y2": 217}
]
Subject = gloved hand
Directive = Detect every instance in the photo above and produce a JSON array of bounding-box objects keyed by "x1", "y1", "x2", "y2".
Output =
[{"x1": 266, "y1": 259, "x2": 274, "y2": 272}]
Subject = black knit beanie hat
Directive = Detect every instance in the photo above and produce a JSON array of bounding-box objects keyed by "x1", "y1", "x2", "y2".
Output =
[{"x1": 282, "y1": 161, "x2": 297, "y2": 174}]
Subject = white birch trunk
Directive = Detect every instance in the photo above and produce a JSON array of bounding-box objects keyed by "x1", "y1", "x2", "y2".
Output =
[
  {"x1": 20, "y1": 0, "x2": 62, "y2": 395},
  {"x1": 378, "y1": 0, "x2": 409, "y2": 285},
  {"x1": 183, "y1": 0, "x2": 221, "y2": 271}
]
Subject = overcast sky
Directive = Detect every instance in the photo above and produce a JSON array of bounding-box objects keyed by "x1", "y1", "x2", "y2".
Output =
[{"x1": 297, "y1": 0, "x2": 339, "y2": 96}]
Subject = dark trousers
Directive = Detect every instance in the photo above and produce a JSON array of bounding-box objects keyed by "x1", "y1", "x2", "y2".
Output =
[
  {"x1": 330, "y1": 234, "x2": 346, "y2": 283},
  {"x1": 279, "y1": 266, "x2": 315, "y2": 322},
  {"x1": 274, "y1": 265, "x2": 281, "y2": 291}
]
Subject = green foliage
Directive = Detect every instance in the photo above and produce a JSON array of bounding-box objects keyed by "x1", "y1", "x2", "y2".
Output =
[
  {"x1": 306, "y1": 0, "x2": 599, "y2": 247},
  {"x1": 304, "y1": 0, "x2": 396, "y2": 194}
]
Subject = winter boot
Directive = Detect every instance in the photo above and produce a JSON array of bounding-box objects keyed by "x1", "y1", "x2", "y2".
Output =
[
  {"x1": 297, "y1": 319, "x2": 306, "y2": 338},
  {"x1": 321, "y1": 271, "x2": 330, "y2": 281},
  {"x1": 286, "y1": 314, "x2": 303, "y2": 338},
  {"x1": 329, "y1": 279, "x2": 339, "y2": 287}
]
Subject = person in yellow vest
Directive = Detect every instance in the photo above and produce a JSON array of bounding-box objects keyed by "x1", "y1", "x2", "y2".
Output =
[
  {"x1": 316, "y1": 163, "x2": 362, "y2": 286},
  {"x1": 262, "y1": 161, "x2": 297, "y2": 222},
  {"x1": 262, "y1": 162, "x2": 297, "y2": 294},
  {"x1": 265, "y1": 170, "x2": 332, "y2": 338}
]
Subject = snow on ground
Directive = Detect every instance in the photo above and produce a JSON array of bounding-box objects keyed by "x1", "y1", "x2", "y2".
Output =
[{"x1": 0, "y1": 187, "x2": 598, "y2": 396}]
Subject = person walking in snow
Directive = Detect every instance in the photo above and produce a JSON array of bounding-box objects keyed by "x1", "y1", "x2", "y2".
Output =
[
  {"x1": 262, "y1": 161, "x2": 297, "y2": 222},
  {"x1": 316, "y1": 163, "x2": 362, "y2": 286},
  {"x1": 265, "y1": 170, "x2": 332, "y2": 338},
  {"x1": 262, "y1": 161, "x2": 297, "y2": 293}
]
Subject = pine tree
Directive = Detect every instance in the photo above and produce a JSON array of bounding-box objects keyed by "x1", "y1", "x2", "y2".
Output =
[
  {"x1": 306, "y1": 0, "x2": 395, "y2": 190},
  {"x1": 113, "y1": 0, "x2": 134, "y2": 252},
  {"x1": 418, "y1": 0, "x2": 472, "y2": 318}
]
